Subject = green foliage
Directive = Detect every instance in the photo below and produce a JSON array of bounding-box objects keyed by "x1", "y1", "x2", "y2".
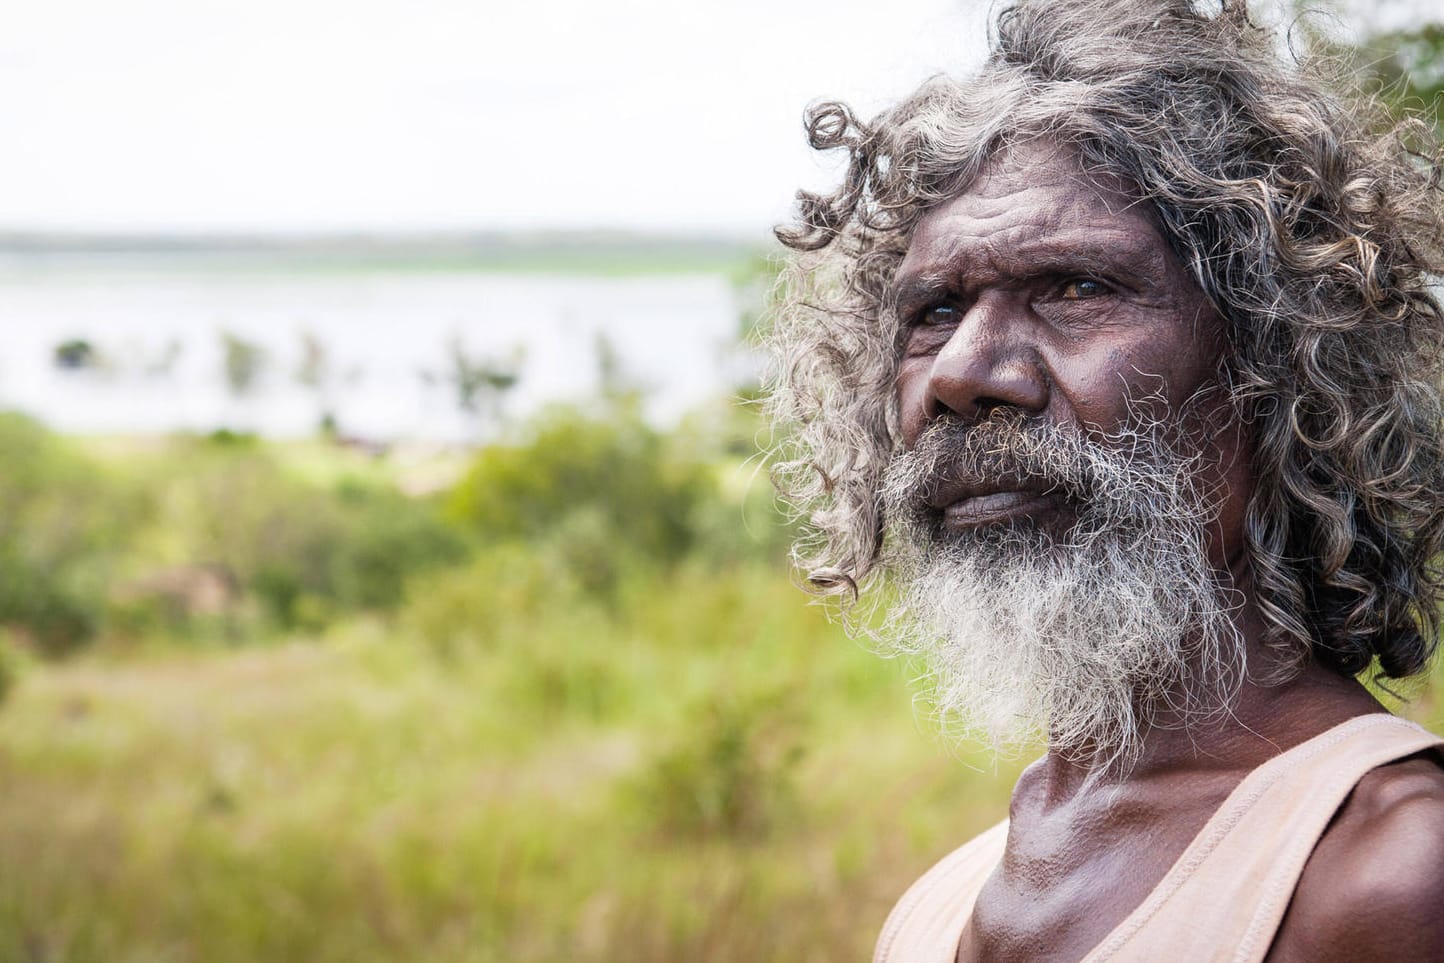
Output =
[
  {"x1": 53, "y1": 338, "x2": 98, "y2": 370},
  {"x1": 0, "y1": 354, "x2": 796, "y2": 656},
  {"x1": 1361, "y1": 23, "x2": 1444, "y2": 124},
  {"x1": 0, "y1": 417, "x2": 471, "y2": 653},
  {"x1": 0, "y1": 554, "x2": 1063, "y2": 962},
  {"x1": 206, "y1": 427, "x2": 261, "y2": 447},
  {"x1": 138, "y1": 443, "x2": 470, "y2": 633},
  {"x1": 1, "y1": 486, "x2": 1439, "y2": 960},
  {"x1": 440, "y1": 335, "x2": 521, "y2": 427},
  {"x1": 630, "y1": 686, "x2": 808, "y2": 839},
  {"x1": 447, "y1": 407, "x2": 714, "y2": 591},
  {"x1": 0, "y1": 414, "x2": 138, "y2": 654},
  {"x1": 653, "y1": 397, "x2": 798, "y2": 572},
  {"x1": 1293, "y1": 10, "x2": 1444, "y2": 135},
  {"x1": 220, "y1": 330, "x2": 267, "y2": 396},
  {"x1": 0, "y1": 635, "x2": 22, "y2": 705},
  {"x1": 400, "y1": 543, "x2": 584, "y2": 657}
]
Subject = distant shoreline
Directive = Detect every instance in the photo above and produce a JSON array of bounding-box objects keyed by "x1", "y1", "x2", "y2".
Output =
[{"x1": 0, "y1": 230, "x2": 770, "y2": 278}]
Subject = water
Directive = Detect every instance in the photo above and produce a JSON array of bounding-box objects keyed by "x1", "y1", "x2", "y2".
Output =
[{"x1": 0, "y1": 261, "x2": 750, "y2": 441}]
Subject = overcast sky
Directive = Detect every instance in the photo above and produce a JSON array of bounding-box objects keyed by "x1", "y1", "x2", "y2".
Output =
[
  {"x1": 1, "y1": 0, "x2": 992, "y2": 236},
  {"x1": 1, "y1": 0, "x2": 1427, "y2": 237}
]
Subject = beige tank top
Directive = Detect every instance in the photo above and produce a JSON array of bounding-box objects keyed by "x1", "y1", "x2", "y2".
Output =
[{"x1": 874, "y1": 714, "x2": 1444, "y2": 963}]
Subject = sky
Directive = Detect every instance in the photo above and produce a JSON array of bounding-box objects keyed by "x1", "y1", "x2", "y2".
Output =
[
  {"x1": 1, "y1": 0, "x2": 990, "y2": 237},
  {"x1": 1, "y1": 0, "x2": 1428, "y2": 237}
]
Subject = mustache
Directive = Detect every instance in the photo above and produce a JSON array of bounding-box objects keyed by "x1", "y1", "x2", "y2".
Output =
[
  {"x1": 881, "y1": 409, "x2": 1203, "y2": 532},
  {"x1": 883, "y1": 412, "x2": 1098, "y2": 512}
]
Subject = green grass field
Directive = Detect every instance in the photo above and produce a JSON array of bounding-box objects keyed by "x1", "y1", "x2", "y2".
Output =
[
  {"x1": 0, "y1": 565, "x2": 1028, "y2": 962},
  {"x1": 3, "y1": 563, "x2": 1439, "y2": 962},
  {"x1": 0, "y1": 414, "x2": 1440, "y2": 962}
]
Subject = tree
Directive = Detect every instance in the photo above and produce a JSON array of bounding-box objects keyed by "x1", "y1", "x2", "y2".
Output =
[
  {"x1": 432, "y1": 335, "x2": 522, "y2": 439},
  {"x1": 219, "y1": 330, "x2": 267, "y2": 397},
  {"x1": 53, "y1": 339, "x2": 98, "y2": 371}
]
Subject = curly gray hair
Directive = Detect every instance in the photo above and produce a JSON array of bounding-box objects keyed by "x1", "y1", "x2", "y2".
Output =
[{"x1": 767, "y1": 0, "x2": 1444, "y2": 681}]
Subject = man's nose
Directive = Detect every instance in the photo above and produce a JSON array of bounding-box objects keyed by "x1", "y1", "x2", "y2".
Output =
[{"x1": 924, "y1": 294, "x2": 1049, "y2": 422}]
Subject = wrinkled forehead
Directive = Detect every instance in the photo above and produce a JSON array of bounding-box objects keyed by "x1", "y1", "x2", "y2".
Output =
[
  {"x1": 917, "y1": 137, "x2": 1159, "y2": 237},
  {"x1": 896, "y1": 138, "x2": 1177, "y2": 292}
]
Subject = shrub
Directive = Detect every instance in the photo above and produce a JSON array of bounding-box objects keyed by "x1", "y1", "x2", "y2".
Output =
[
  {"x1": 155, "y1": 446, "x2": 469, "y2": 631},
  {"x1": 400, "y1": 544, "x2": 583, "y2": 657},
  {"x1": 0, "y1": 414, "x2": 139, "y2": 654},
  {"x1": 0, "y1": 632, "x2": 25, "y2": 705},
  {"x1": 628, "y1": 687, "x2": 808, "y2": 839},
  {"x1": 446, "y1": 407, "x2": 713, "y2": 591}
]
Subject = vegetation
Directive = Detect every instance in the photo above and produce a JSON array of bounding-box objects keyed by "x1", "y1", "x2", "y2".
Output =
[
  {"x1": 0, "y1": 420, "x2": 469, "y2": 652},
  {"x1": 0, "y1": 397, "x2": 1034, "y2": 962},
  {"x1": 0, "y1": 414, "x2": 140, "y2": 655},
  {"x1": 0, "y1": 384, "x2": 1438, "y2": 961},
  {"x1": 0, "y1": 569, "x2": 1032, "y2": 963},
  {"x1": 220, "y1": 331, "x2": 268, "y2": 397},
  {"x1": 3, "y1": 18, "x2": 1442, "y2": 957}
]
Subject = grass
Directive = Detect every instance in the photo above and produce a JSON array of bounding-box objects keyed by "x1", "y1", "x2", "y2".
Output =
[
  {"x1": 0, "y1": 565, "x2": 1025, "y2": 962},
  {"x1": 79, "y1": 435, "x2": 473, "y2": 498},
  {"x1": 1, "y1": 561, "x2": 1439, "y2": 962}
]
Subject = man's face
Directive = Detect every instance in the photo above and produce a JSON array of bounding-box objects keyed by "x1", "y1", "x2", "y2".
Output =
[
  {"x1": 890, "y1": 140, "x2": 1249, "y2": 567},
  {"x1": 878, "y1": 140, "x2": 1250, "y2": 762}
]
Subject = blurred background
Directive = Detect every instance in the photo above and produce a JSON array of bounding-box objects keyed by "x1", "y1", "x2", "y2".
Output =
[{"x1": 1, "y1": 1, "x2": 1441, "y2": 960}]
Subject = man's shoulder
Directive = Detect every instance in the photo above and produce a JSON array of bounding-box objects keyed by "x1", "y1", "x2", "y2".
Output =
[{"x1": 1268, "y1": 749, "x2": 1444, "y2": 962}]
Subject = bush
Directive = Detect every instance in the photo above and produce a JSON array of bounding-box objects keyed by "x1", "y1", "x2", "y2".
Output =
[
  {"x1": 628, "y1": 687, "x2": 808, "y2": 839},
  {"x1": 148, "y1": 445, "x2": 469, "y2": 632},
  {"x1": 0, "y1": 414, "x2": 140, "y2": 654},
  {"x1": 0, "y1": 423, "x2": 473, "y2": 651},
  {"x1": 0, "y1": 633, "x2": 23, "y2": 705},
  {"x1": 446, "y1": 407, "x2": 714, "y2": 592},
  {"x1": 400, "y1": 544, "x2": 584, "y2": 657}
]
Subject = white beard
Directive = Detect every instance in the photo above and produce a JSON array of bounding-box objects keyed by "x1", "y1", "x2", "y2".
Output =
[{"x1": 879, "y1": 410, "x2": 1243, "y2": 770}]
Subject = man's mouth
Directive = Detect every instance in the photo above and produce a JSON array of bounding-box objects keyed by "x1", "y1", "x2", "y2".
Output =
[
  {"x1": 924, "y1": 479, "x2": 1071, "y2": 534},
  {"x1": 941, "y1": 489, "x2": 1068, "y2": 532}
]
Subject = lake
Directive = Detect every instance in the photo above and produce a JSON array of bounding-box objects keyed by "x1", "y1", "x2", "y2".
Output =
[{"x1": 0, "y1": 259, "x2": 752, "y2": 442}]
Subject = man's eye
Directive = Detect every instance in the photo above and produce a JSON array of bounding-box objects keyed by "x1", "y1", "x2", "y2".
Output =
[
  {"x1": 919, "y1": 305, "x2": 960, "y2": 326},
  {"x1": 1061, "y1": 278, "x2": 1109, "y2": 300}
]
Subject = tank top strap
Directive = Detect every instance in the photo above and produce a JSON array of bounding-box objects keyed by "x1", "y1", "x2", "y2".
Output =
[
  {"x1": 1084, "y1": 713, "x2": 1444, "y2": 963},
  {"x1": 873, "y1": 820, "x2": 1008, "y2": 963}
]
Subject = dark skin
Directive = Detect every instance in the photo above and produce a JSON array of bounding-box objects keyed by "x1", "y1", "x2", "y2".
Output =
[{"x1": 890, "y1": 140, "x2": 1444, "y2": 962}]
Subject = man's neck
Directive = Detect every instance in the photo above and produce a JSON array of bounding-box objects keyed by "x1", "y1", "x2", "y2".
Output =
[{"x1": 1034, "y1": 612, "x2": 1387, "y2": 800}]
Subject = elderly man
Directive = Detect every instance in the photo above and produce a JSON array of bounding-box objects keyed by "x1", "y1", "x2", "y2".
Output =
[{"x1": 767, "y1": 1, "x2": 1444, "y2": 959}]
